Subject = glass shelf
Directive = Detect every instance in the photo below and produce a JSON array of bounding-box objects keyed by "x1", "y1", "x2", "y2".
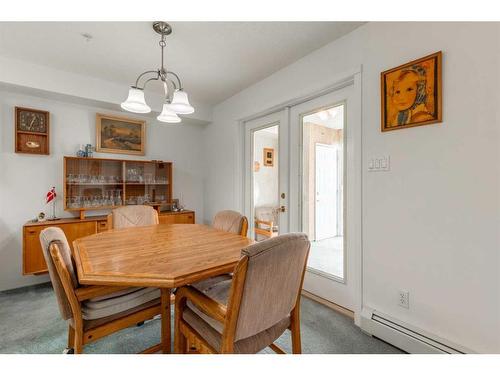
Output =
[
  {"x1": 67, "y1": 182, "x2": 124, "y2": 185},
  {"x1": 64, "y1": 157, "x2": 172, "y2": 218},
  {"x1": 125, "y1": 182, "x2": 169, "y2": 185}
]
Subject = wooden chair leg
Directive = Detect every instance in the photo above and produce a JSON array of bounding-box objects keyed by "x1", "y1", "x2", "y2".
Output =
[
  {"x1": 161, "y1": 288, "x2": 171, "y2": 354},
  {"x1": 290, "y1": 307, "x2": 302, "y2": 354},
  {"x1": 174, "y1": 294, "x2": 187, "y2": 354},
  {"x1": 74, "y1": 329, "x2": 83, "y2": 354},
  {"x1": 175, "y1": 325, "x2": 187, "y2": 354},
  {"x1": 68, "y1": 324, "x2": 75, "y2": 348}
]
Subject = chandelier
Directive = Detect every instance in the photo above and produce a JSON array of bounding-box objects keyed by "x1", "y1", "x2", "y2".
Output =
[{"x1": 121, "y1": 21, "x2": 194, "y2": 123}]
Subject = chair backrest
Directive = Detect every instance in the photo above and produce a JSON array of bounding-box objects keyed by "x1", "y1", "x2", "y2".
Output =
[
  {"x1": 231, "y1": 233, "x2": 310, "y2": 341},
  {"x1": 39, "y1": 227, "x2": 79, "y2": 320},
  {"x1": 109, "y1": 205, "x2": 159, "y2": 229},
  {"x1": 213, "y1": 210, "x2": 248, "y2": 236}
]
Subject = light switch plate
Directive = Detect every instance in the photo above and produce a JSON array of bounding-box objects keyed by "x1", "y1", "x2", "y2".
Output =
[{"x1": 368, "y1": 156, "x2": 390, "y2": 172}]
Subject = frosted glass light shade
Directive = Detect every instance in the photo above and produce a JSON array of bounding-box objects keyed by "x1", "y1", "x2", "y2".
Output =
[
  {"x1": 157, "y1": 103, "x2": 181, "y2": 123},
  {"x1": 121, "y1": 88, "x2": 151, "y2": 113},
  {"x1": 168, "y1": 90, "x2": 194, "y2": 114}
]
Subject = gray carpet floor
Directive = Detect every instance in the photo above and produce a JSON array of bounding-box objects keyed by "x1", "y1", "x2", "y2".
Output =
[{"x1": 0, "y1": 283, "x2": 403, "y2": 354}]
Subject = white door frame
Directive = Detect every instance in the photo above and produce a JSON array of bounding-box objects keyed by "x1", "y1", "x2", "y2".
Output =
[{"x1": 238, "y1": 70, "x2": 363, "y2": 325}]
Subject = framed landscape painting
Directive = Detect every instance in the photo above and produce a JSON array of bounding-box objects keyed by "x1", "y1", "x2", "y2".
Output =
[
  {"x1": 96, "y1": 113, "x2": 146, "y2": 155},
  {"x1": 381, "y1": 51, "x2": 442, "y2": 132}
]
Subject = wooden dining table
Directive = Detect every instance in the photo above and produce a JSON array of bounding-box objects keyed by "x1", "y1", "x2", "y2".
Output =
[{"x1": 72, "y1": 223, "x2": 254, "y2": 353}]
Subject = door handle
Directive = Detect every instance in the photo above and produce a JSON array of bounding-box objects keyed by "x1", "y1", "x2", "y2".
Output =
[{"x1": 279, "y1": 206, "x2": 286, "y2": 213}]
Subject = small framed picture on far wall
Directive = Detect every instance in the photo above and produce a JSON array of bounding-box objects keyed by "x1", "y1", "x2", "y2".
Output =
[{"x1": 263, "y1": 148, "x2": 274, "y2": 167}]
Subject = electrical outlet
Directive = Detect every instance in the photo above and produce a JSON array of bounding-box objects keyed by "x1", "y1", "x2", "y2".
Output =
[{"x1": 398, "y1": 290, "x2": 410, "y2": 309}]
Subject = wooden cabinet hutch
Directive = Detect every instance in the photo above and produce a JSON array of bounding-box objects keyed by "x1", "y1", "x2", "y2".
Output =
[{"x1": 23, "y1": 156, "x2": 195, "y2": 275}]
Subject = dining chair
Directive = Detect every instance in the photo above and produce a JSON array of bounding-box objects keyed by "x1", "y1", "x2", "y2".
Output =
[
  {"x1": 174, "y1": 233, "x2": 310, "y2": 354},
  {"x1": 107, "y1": 205, "x2": 159, "y2": 229},
  {"x1": 213, "y1": 210, "x2": 248, "y2": 237},
  {"x1": 254, "y1": 206, "x2": 279, "y2": 241},
  {"x1": 195, "y1": 210, "x2": 250, "y2": 291},
  {"x1": 40, "y1": 227, "x2": 168, "y2": 354}
]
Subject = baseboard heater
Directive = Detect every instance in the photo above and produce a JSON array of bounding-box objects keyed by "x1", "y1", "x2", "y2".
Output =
[{"x1": 360, "y1": 308, "x2": 470, "y2": 354}]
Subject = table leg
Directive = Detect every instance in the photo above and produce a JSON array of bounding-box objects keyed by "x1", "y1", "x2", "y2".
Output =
[{"x1": 161, "y1": 288, "x2": 171, "y2": 353}]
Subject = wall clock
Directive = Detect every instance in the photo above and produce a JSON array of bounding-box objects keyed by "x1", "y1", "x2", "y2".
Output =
[{"x1": 15, "y1": 107, "x2": 50, "y2": 155}]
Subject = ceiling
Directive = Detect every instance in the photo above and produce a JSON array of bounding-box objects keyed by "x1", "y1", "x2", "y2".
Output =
[{"x1": 0, "y1": 22, "x2": 363, "y2": 106}]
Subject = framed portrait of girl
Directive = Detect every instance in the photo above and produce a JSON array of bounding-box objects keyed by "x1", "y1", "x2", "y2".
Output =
[{"x1": 381, "y1": 51, "x2": 442, "y2": 132}]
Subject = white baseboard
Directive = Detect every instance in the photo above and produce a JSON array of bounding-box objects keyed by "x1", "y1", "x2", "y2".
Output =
[{"x1": 360, "y1": 307, "x2": 473, "y2": 354}]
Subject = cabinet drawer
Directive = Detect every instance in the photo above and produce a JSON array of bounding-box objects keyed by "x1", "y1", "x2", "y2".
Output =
[
  {"x1": 97, "y1": 220, "x2": 108, "y2": 232},
  {"x1": 158, "y1": 212, "x2": 195, "y2": 225},
  {"x1": 158, "y1": 215, "x2": 176, "y2": 225},
  {"x1": 23, "y1": 221, "x2": 97, "y2": 275},
  {"x1": 176, "y1": 213, "x2": 195, "y2": 224}
]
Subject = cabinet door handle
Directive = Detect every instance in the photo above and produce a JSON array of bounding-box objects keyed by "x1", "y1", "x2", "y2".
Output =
[{"x1": 28, "y1": 230, "x2": 36, "y2": 235}]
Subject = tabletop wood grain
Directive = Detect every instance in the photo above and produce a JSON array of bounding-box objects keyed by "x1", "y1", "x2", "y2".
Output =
[{"x1": 72, "y1": 224, "x2": 254, "y2": 288}]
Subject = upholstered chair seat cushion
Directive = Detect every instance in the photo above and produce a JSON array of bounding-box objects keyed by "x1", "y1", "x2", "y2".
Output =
[
  {"x1": 190, "y1": 274, "x2": 232, "y2": 294},
  {"x1": 83, "y1": 299, "x2": 160, "y2": 331},
  {"x1": 183, "y1": 278, "x2": 290, "y2": 353},
  {"x1": 183, "y1": 307, "x2": 290, "y2": 353},
  {"x1": 86, "y1": 287, "x2": 144, "y2": 302},
  {"x1": 82, "y1": 287, "x2": 160, "y2": 320}
]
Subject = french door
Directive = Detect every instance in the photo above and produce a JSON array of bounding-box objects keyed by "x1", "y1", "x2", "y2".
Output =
[
  {"x1": 243, "y1": 75, "x2": 361, "y2": 316},
  {"x1": 243, "y1": 111, "x2": 289, "y2": 239},
  {"x1": 289, "y1": 81, "x2": 361, "y2": 313}
]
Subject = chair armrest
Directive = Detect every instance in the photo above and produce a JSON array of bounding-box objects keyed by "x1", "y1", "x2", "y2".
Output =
[
  {"x1": 176, "y1": 285, "x2": 227, "y2": 323},
  {"x1": 75, "y1": 285, "x2": 131, "y2": 302}
]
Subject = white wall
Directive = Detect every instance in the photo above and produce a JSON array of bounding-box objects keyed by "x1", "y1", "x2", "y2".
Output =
[
  {"x1": 0, "y1": 89, "x2": 206, "y2": 292},
  {"x1": 203, "y1": 22, "x2": 500, "y2": 353}
]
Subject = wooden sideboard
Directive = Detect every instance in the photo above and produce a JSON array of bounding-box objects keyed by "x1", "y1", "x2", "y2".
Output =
[{"x1": 22, "y1": 210, "x2": 195, "y2": 275}]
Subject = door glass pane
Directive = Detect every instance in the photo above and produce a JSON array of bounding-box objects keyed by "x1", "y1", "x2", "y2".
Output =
[
  {"x1": 253, "y1": 124, "x2": 279, "y2": 242},
  {"x1": 302, "y1": 104, "x2": 344, "y2": 279}
]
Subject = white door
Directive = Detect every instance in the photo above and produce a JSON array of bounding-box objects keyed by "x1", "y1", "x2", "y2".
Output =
[
  {"x1": 315, "y1": 144, "x2": 338, "y2": 241},
  {"x1": 289, "y1": 76, "x2": 361, "y2": 315},
  {"x1": 244, "y1": 110, "x2": 289, "y2": 238}
]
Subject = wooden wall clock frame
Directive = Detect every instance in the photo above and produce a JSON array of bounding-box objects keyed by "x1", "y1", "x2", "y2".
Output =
[{"x1": 15, "y1": 106, "x2": 50, "y2": 155}]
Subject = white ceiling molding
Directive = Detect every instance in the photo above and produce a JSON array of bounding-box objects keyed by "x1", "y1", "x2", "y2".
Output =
[{"x1": 0, "y1": 56, "x2": 213, "y2": 124}]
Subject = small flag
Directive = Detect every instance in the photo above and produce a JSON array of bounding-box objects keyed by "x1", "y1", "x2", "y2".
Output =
[{"x1": 46, "y1": 187, "x2": 57, "y2": 204}]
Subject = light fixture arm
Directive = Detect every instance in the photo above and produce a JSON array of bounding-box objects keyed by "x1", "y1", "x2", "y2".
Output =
[
  {"x1": 166, "y1": 71, "x2": 182, "y2": 90},
  {"x1": 134, "y1": 70, "x2": 159, "y2": 89}
]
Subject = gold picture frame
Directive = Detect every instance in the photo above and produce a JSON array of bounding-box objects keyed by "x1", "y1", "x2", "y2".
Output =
[
  {"x1": 96, "y1": 113, "x2": 146, "y2": 156},
  {"x1": 263, "y1": 148, "x2": 274, "y2": 167},
  {"x1": 381, "y1": 51, "x2": 442, "y2": 132}
]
